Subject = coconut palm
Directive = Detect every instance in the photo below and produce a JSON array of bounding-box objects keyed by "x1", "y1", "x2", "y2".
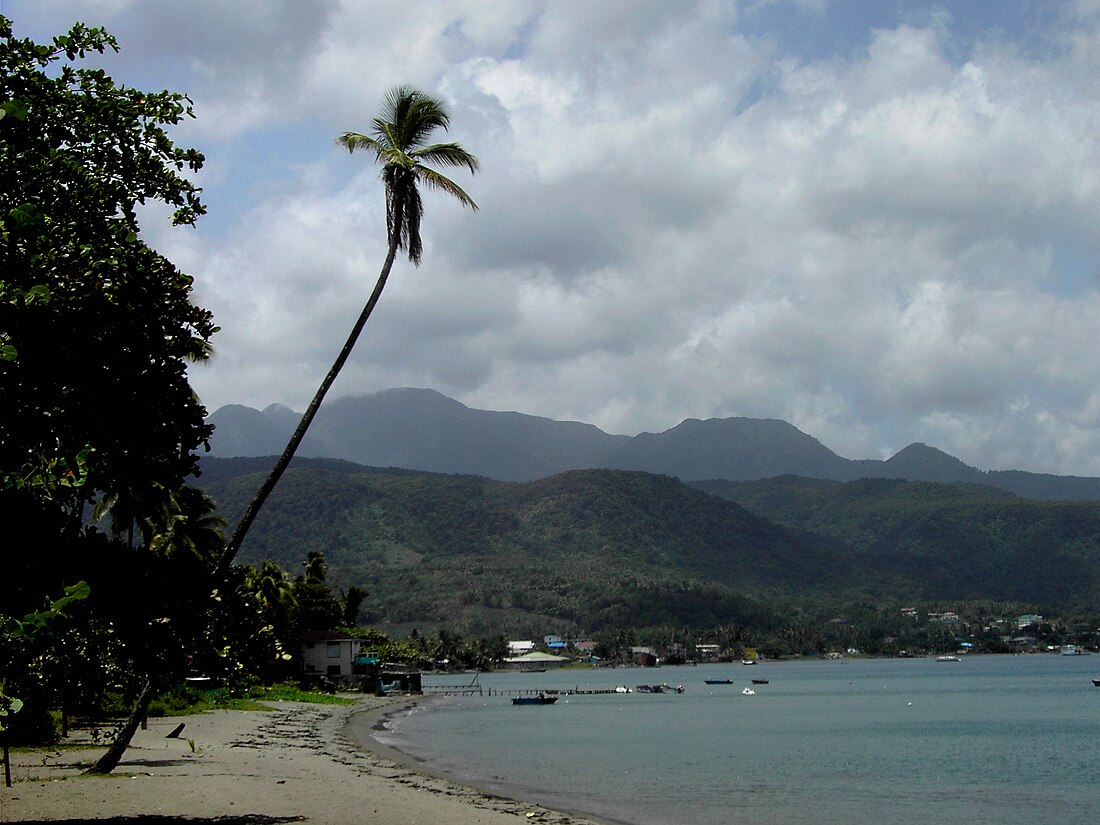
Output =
[
  {"x1": 302, "y1": 550, "x2": 329, "y2": 584},
  {"x1": 216, "y1": 86, "x2": 478, "y2": 574}
]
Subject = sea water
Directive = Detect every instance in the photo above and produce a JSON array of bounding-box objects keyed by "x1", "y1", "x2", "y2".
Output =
[{"x1": 373, "y1": 656, "x2": 1100, "y2": 825}]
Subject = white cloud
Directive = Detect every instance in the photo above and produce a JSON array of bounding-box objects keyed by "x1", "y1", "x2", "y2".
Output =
[{"x1": 9, "y1": 0, "x2": 1100, "y2": 475}]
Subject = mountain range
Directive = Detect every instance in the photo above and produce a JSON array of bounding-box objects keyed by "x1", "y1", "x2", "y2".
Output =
[{"x1": 206, "y1": 388, "x2": 1100, "y2": 500}]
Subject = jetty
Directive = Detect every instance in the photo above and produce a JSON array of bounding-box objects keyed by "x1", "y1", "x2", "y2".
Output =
[{"x1": 422, "y1": 677, "x2": 666, "y2": 698}]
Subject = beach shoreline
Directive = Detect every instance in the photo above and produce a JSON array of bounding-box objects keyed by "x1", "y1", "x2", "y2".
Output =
[{"x1": 0, "y1": 695, "x2": 614, "y2": 825}]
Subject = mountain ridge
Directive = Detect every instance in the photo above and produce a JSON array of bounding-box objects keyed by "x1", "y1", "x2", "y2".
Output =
[{"x1": 205, "y1": 387, "x2": 1100, "y2": 500}]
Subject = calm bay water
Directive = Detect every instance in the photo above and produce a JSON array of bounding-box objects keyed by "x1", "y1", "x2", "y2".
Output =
[{"x1": 373, "y1": 656, "x2": 1100, "y2": 825}]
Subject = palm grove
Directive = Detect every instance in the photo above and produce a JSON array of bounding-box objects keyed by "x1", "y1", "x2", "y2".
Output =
[{"x1": 0, "y1": 17, "x2": 479, "y2": 770}]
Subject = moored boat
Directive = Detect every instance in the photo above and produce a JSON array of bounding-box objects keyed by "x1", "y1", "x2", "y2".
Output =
[
  {"x1": 512, "y1": 693, "x2": 558, "y2": 705},
  {"x1": 704, "y1": 678, "x2": 733, "y2": 685},
  {"x1": 1092, "y1": 679, "x2": 1100, "y2": 687},
  {"x1": 751, "y1": 678, "x2": 769, "y2": 684}
]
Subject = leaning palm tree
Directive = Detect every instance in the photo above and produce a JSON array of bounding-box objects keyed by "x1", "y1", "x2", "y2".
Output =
[{"x1": 216, "y1": 86, "x2": 478, "y2": 574}]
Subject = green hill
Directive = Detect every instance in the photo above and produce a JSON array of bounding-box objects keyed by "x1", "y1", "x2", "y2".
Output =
[
  {"x1": 202, "y1": 460, "x2": 854, "y2": 636},
  {"x1": 200, "y1": 459, "x2": 1100, "y2": 638},
  {"x1": 694, "y1": 476, "x2": 1100, "y2": 608}
]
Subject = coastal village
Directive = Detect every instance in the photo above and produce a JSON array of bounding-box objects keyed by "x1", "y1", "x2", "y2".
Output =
[{"x1": 302, "y1": 610, "x2": 1097, "y2": 692}]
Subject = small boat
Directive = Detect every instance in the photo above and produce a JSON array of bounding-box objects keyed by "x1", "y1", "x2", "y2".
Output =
[
  {"x1": 751, "y1": 678, "x2": 769, "y2": 685},
  {"x1": 1092, "y1": 679, "x2": 1100, "y2": 687},
  {"x1": 742, "y1": 687, "x2": 755, "y2": 695},
  {"x1": 704, "y1": 678, "x2": 733, "y2": 685},
  {"x1": 614, "y1": 685, "x2": 632, "y2": 693},
  {"x1": 741, "y1": 659, "x2": 757, "y2": 665},
  {"x1": 512, "y1": 693, "x2": 557, "y2": 705},
  {"x1": 936, "y1": 655, "x2": 961, "y2": 662}
]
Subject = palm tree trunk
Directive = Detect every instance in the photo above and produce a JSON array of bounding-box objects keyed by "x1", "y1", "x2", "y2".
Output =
[
  {"x1": 85, "y1": 678, "x2": 157, "y2": 775},
  {"x1": 215, "y1": 239, "x2": 400, "y2": 575}
]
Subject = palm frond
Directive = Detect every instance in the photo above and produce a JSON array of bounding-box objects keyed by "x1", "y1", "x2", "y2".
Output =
[
  {"x1": 336, "y1": 131, "x2": 383, "y2": 157},
  {"x1": 411, "y1": 142, "x2": 480, "y2": 173},
  {"x1": 415, "y1": 166, "x2": 478, "y2": 210}
]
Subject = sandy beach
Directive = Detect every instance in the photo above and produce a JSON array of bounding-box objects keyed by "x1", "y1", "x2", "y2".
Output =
[{"x1": 0, "y1": 696, "x2": 609, "y2": 825}]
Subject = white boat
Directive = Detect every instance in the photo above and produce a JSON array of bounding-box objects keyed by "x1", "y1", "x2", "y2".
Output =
[
  {"x1": 936, "y1": 654, "x2": 961, "y2": 662},
  {"x1": 741, "y1": 687, "x2": 755, "y2": 695}
]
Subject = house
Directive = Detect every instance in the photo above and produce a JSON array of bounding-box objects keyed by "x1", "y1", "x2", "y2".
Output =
[
  {"x1": 508, "y1": 640, "x2": 536, "y2": 657},
  {"x1": 300, "y1": 631, "x2": 422, "y2": 693},
  {"x1": 301, "y1": 631, "x2": 367, "y2": 678},
  {"x1": 504, "y1": 650, "x2": 570, "y2": 670},
  {"x1": 695, "y1": 643, "x2": 720, "y2": 660}
]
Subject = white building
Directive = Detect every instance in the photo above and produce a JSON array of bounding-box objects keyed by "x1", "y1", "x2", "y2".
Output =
[{"x1": 301, "y1": 632, "x2": 368, "y2": 678}]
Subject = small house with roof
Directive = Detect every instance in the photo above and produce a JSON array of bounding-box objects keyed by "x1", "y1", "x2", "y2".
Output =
[
  {"x1": 504, "y1": 650, "x2": 570, "y2": 670},
  {"x1": 301, "y1": 631, "x2": 365, "y2": 678}
]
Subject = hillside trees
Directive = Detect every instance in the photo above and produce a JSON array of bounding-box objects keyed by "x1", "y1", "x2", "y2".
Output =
[
  {"x1": 218, "y1": 85, "x2": 479, "y2": 569},
  {"x1": 0, "y1": 17, "x2": 219, "y2": 766}
]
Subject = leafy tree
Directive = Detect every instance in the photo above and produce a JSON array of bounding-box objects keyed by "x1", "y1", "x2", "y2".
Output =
[
  {"x1": 1, "y1": 581, "x2": 88, "y2": 783},
  {"x1": 1, "y1": 17, "x2": 216, "y2": 770},
  {"x1": 431, "y1": 627, "x2": 463, "y2": 670},
  {"x1": 291, "y1": 554, "x2": 343, "y2": 635},
  {"x1": 1, "y1": 18, "x2": 213, "y2": 521},
  {"x1": 218, "y1": 85, "x2": 478, "y2": 570},
  {"x1": 223, "y1": 561, "x2": 298, "y2": 682},
  {"x1": 303, "y1": 549, "x2": 329, "y2": 583},
  {"x1": 341, "y1": 585, "x2": 369, "y2": 627}
]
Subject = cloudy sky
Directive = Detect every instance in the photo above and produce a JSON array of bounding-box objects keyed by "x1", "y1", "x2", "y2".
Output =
[{"x1": 11, "y1": 1, "x2": 1100, "y2": 475}]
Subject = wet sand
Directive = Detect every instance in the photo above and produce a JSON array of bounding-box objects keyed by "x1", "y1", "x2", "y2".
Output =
[{"x1": 0, "y1": 696, "x2": 610, "y2": 825}]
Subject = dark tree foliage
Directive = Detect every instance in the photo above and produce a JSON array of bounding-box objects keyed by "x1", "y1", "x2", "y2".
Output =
[
  {"x1": 0, "y1": 17, "x2": 215, "y2": 539},
  {"x1": 0, "y1": 18, "x2": 218, "y2": 762}
]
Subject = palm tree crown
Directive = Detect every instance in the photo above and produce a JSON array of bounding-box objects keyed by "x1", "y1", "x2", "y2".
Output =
[{"x1": 337, "y1": 85, "x2": 479, "y2": 265}]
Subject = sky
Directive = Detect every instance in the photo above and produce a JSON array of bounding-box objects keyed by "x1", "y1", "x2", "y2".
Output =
[{"x1": 8, "y1": 0, "x2": 1100, "y2": 475}]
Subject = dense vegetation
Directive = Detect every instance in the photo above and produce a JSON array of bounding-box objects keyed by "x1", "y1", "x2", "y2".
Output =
[
  {"x1": 695, "y1": 476, "x2": 1100, "y2": 608},
  {"x1": 200, "y1": 458, "x2": 1100, "y2": 642},
  {"x1": 1, "y1": 18, "x2": 220, "y2": 765}
]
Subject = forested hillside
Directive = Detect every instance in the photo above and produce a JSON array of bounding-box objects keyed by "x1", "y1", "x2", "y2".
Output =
[
  {"x1": 200, "y1": 458, "x2": 1100, "y2": 637},
  {"x1": 695, "y1": 476, "x2": 1100, "y2": 608},
  {"x1": 201, "y1": 459, "x2": 829, "y2": 636}
]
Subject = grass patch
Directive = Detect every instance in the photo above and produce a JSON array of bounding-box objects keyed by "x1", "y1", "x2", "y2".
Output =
[
  {"x1": 248, "y1": 684, "x2": 356, "y2": 705},
  {"x1": 146, "y1": 681, "x2": 356, "y2": 716}
]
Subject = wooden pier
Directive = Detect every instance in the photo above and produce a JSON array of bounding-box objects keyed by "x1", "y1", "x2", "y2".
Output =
[{"x1": 422, "y1": 682, "x2": 638, "y2": 698}]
